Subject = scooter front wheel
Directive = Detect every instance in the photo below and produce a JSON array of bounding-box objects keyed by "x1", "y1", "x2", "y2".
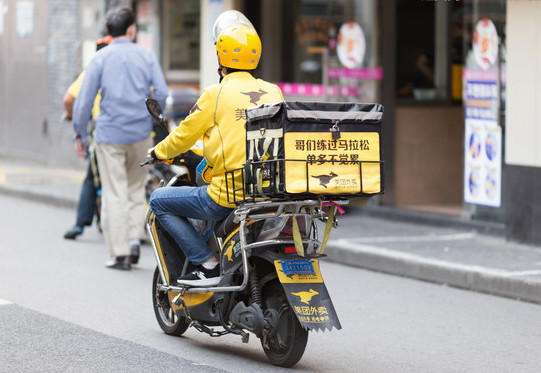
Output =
[
  {"x1": 261, "y1": 280, "x2": 308, "y2": 367},
  {"x1": 152, "y1": 266, "x2": 189, "y2": 336}
]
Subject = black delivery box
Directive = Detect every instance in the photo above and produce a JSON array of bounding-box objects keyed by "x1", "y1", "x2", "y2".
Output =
[{"x1": 238, "y1": 101, "x2": 384, "y2": 201}]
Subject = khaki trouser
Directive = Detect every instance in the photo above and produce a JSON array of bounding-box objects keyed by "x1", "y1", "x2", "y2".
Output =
[{"x1": 95, "y1": 136, "x2": 152, "y2": 258}]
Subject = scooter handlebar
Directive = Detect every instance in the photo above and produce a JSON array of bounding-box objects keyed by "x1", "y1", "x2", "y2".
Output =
[{"x1": 140, "y1": 154, "x2": 155, "y2": 167}]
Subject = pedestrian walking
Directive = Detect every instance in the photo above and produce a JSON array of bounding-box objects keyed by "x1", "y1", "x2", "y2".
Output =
[
  {"x1": 63, "y1": 35, "x2": 112, "y2": 240},
  {"x1": 73, "y1": 6, "x2": 168, "y2": 270}
]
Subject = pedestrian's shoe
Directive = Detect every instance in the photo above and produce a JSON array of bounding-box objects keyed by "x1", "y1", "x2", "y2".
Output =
[
  {"x1": 64, "y1": 226, "x2": 84, "y2": 240},
  {"x1": 105, "y1": 256, "x2": 132, "y2": 270},
  {"x1": 130, "y1": 245, "x2": 140, "y2": 265},
  {"x1": 176, "y1": 266, "x2": 221, "y2": 287}
]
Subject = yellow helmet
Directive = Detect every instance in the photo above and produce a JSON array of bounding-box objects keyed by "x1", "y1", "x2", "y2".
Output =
[{"x1": 216, "y1": 25, "x2": 261, "y2": 70}]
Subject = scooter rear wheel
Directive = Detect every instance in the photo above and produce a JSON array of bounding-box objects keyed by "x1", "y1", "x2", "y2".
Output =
[
  {"x1": 152, "y1": 266, "x2": 189, "y2": 336},
  {"x1": 261, "y1": 281, "x2": 308, "y2": 367}
]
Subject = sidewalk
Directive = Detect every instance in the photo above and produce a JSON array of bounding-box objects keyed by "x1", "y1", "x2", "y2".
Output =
[{"x1": 1, "y1": 157, "x2": 541, "y2": 304}]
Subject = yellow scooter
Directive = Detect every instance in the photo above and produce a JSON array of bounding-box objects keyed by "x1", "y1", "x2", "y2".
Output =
[{"x1": 143, "y1": 99, "x2": 344, "y2": 368}]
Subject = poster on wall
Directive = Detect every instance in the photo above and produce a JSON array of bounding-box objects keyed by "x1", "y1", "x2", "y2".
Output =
[
  {"x1": 336, "y1": 22, "x2": 366, "y2": 69},
  {"x1": 473, "y1": 18, "x2": 498, "y2": 71},
  {"x1": 464, "y1": 119, "x2": 501, "y2": 207}
]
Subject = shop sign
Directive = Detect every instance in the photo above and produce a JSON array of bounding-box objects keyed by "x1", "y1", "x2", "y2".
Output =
[
  {"x1": 296, "y1": 18, "x2": 331, "y2": 47},
  {"x1": 463, "y1": 67, "x2": 501, "y2": 207},
  {"x1": 463, "y1": 69, "x2": 499, "y2": 121},
  {"x1": 336, "y1": 22, "x2": 366, "y2": 69}
]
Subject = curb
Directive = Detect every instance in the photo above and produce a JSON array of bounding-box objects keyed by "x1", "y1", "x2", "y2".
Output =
[
  {"x1": 0, "y1": 185, "x2": 77, "y2": 209},
  {"x1": 325, "y1": 240, "x2": 541, "y2": 304},
  {"x1": 348, "y1": 205, "x2": 506, "y2": 236}
]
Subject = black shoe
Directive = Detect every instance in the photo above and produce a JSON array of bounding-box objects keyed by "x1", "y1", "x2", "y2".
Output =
[
  {"x1": 64, "y1": 226, "x2": 83, "y2": 240},
  {"x1": 130, "y1": 245, "x2": 140, "y2": 264},
  {"x1": 105, "y1": 256, "x2": 132, "y2": 270},
  {"x1": 176, "y1": 265, "x2": 221, "y2": 287}
]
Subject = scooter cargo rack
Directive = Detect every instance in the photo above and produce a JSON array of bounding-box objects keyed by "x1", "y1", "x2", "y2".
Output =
[{"x1": 225, "y1": 158, "x2": 385, "y2": 205}]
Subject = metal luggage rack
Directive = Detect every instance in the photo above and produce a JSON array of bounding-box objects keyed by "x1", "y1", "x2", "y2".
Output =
[
  {"x1": 233, "y1": 198, "x2": 347, "y2": 255},
  {"x1": 160, "y1": 197, "x2": 347, "y2": 295},
  {"x1": 225, "y1": 158, "x2": 384, "y2": 205}
]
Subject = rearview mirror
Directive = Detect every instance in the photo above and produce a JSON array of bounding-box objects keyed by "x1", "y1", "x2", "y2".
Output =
[{"x1": 145, "y1": 98, "x2": 165, "y2": 124}]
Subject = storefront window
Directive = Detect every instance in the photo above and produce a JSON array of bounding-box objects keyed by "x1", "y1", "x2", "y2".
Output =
[
  {"x1": 276, "y1": 0, "x2": 381, "y2": 103},
  {"x1": 162, "y1": 0, "x2": 200, "y2": 82},
  {"x1": 395, "y1": 0, "x2": 464, "y2": 103}
]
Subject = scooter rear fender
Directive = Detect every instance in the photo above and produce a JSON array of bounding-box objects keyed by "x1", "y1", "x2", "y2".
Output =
[{"x1": 249, "y1": 249, "x2": 342, "y2": 332}]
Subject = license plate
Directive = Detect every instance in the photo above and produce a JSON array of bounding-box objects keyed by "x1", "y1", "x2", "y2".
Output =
[{"x1": 280, "y1": 260, "x2": 315, "y2": 276}]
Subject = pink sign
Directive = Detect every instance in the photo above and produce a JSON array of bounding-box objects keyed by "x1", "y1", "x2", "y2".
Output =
[
  {"x1": 327, "y1": 67, "x2": 383, "y2": 80},
  {"x1": 276, "y1": 83, "x2": 360, "y2": 97}
]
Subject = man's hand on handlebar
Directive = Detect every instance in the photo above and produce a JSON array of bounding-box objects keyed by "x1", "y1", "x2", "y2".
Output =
[
  {"x1": 140, "y1": 147, "x2": 174, "y2": 167},
  {"x1": 140, "y1": 148, "x2": 157, "y2": 166}
]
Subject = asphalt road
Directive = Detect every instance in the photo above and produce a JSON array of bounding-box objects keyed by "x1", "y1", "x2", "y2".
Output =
[{"x1": 0, "y1": 195, "x2": 540, "y2": 373}]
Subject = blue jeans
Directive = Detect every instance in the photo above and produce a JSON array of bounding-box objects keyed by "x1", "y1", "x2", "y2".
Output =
[
  {"x1": 76, "y1": 161, "x2": 98, "y2": 227},
  {"x1": 149, "y1": 185, "x2": 233, "y2": 265}
]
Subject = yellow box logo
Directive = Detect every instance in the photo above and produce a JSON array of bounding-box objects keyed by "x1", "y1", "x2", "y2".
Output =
[{"x1": 284, "y1": 132, "x2": 381, "y2": 194}]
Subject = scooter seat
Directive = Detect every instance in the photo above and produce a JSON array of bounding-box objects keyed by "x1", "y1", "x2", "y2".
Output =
[
  {"x1": 213, "y1": 205, "x2": 283, "y2": 239},
  {"x1": 214, "y1": 210, "x2": 237, "y2": 238}
]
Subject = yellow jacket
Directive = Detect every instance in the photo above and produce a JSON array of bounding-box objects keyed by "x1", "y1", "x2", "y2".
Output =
[
  {"x1": 68, "y1": 71, "x2": 101, "y2": 119},
  {"x1": 154, "y1": 71, "x2": 284, "y2": 207}
]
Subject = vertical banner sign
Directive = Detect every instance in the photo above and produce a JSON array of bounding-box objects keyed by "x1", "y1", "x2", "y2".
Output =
[{"x1": 463, "y1": 18, "x2": 501, "y2": 208}]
